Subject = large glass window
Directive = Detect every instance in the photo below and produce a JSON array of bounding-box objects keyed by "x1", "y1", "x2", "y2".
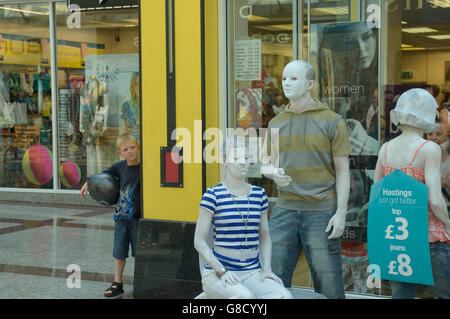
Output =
[
  {"x1": 55, "y1": 2, "x2": 140, "y2": 189},
  {"x1": 228, "y1": 0, "x2": 446, "y2": 298},
  {"x1": 309, "y1": 0, "x2": 379, "y2": 296},
  {"x1": 227, "y1": 0, "x2": 306, "y2": 285},
  {"x1": 227, "y1": 0, "x2": 380, "y2": 293},
  {"x1": 381, "y1": 0, "x2": 450, "y2": 299},
  {"x1": 228, "y1": 0, "x2": 294, "y2": 197},
  {"x1": 0, "y1": 1, "x2": 140, "y2": 190},
  {"x1": 0, "y1": 3, "x2": 52, "y2": 189}
]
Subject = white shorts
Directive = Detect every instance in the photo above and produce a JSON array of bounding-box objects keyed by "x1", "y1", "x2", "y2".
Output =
[{"x1": 201, "y1": 268, "x2": 293, "y2": 299}]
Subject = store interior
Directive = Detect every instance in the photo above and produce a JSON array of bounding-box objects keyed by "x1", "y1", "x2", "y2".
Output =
[{"x1": 0, "y1": 3, "x2": 139, "y2": 190}]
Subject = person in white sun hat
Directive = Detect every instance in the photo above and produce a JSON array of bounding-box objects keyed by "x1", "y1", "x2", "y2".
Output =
[{"x1": 374, "y1": 88, "x2": 450, "y2": 299}]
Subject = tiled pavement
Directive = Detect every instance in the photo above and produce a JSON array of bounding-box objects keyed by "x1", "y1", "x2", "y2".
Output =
[{"x1": 0, "y1": 201, "x2": 134, "y2": 299}]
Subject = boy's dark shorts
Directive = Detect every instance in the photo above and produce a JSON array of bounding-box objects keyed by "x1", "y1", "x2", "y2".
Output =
[{"x1": 113, "y1": 219, "x2": 139, "y2": 259}]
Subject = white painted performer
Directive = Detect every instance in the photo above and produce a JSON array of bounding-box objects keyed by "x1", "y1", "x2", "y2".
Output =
[
  {"x1": 261, "y1": 60, "x2": 351, "y2": 298},
  {"x1": 194, "y1": 136, "x2": 293, "y2": 299}
]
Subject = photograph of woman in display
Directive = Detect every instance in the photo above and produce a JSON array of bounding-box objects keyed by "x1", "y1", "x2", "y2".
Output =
[{"x1": 311, "y1": 21, "x2": 380, "y2": 293}]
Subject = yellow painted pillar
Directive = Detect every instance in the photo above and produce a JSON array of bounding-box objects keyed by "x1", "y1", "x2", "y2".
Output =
[{"x1": 140, "y1": 0, "x2": 219, "y2": 223}]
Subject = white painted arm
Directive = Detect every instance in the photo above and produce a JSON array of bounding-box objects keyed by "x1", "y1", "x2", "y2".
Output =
[
  {"x1": 261, "y1": 128, "x2": 291, "y2": 186},
  {"x1": 194, "y1": 208, "x2": 240, "y2": 285},
  {"x1": 194, "y1": 208, "x2": 224, "y2": 273},
  {"x1": 424, "y1": 143, "x2": 450, "y2": 236},
  {"x1": 326, "y1": 156, "x2": 350, "y2": 239},
  {"x1": 259, "y1": 211, "x2": 282, "y2": 284}
]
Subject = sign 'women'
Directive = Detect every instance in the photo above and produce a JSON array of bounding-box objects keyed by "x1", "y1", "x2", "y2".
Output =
[{"x1": 368, "y1": 169, "x2": 434, "y2": 285}]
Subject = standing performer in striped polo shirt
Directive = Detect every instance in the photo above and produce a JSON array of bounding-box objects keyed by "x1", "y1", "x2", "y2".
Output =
[
  {"x1": 263, "y1": 60, "x2": 352, "y2": 299},
  {"x1": 194, "y1": 136, "x2": 292, "y2": 299}
]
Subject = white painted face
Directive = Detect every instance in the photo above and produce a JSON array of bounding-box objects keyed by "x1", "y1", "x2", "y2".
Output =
[
  {"x1": 224, "y1": 145, "x2": 249, "y2": 179},
  {"x1": 282, "y1": 62, "x2": 312, "y2": 101}
]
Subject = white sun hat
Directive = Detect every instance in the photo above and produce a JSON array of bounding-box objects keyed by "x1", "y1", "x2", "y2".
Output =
[{"x1": 390, "y1": 88, "x2": 440, "y2": 133}]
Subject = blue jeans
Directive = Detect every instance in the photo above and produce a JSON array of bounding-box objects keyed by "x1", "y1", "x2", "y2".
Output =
[
  {"x1": 390, "y1": 241, "x2": 450, "y2": 299},
  {"x1": 269, "y1": 205, "x2": 345, "y2": 299},
  {"x1": 113, "y1": 219, "x2": 139, "y2": 259}
]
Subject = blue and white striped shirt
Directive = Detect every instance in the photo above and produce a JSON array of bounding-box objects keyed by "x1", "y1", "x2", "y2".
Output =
[{"x1": 199, "y1": 182, "x2": 269, "y2": 271}]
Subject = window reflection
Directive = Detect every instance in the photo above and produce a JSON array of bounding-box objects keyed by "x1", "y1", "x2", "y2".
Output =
[{"x1": 55, "y1": 3, "x2": 140, "y2": 189}]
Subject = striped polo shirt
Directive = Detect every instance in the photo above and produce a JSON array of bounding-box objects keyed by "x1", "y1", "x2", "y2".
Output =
[
  {"x1": 267, "y1": 99, "x2": 352, "y2": 211},
  {"x1": 199, "y1": 182, "x2": 269, "y2": 271}
]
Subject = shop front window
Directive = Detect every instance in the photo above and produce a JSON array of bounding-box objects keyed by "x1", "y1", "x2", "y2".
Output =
[
  {"x1": 228, "y1": 0, "x2": 447, "y2": 298},
  {"x1": 0, "y1": 3, "x2": 52, "y2": 189},
  {"x1": 380, "y1": 0, "x2": 450, "y2": 298},
  {"x1": 228, "y1": 0, "x2": 294, "y2": 197},
  {"x1": 228, "y1": 0, "x2": 379, "y2": 293},
  {"x1": 309, "y1": 1, "x2": 379, "y2": 296},
  {"x1": 55, "y1": 2, "x2": 140, "y2": 189},
  {"x1": 0, "y1": 1, "x2": 140, "y2": 190},
  {"x1": 228, "y1": 0, "x2": 306, "y2": 285}
]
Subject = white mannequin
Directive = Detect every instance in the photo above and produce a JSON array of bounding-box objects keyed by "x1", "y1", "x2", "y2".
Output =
[
  {"x1": 263, "y1": 60, "x2": 350, "y2": 239},
  {"x1": 374, "y1": 90, "x2": 450, "y2": 236},
  {"x1": 374, "y1": 88, "x2": 450, "y2": 299},
  {"x1": 194, "y1": 136, "x2": 292, "y2": 299}
]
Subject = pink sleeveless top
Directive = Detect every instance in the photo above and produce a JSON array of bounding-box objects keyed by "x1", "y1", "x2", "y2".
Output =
[{"x1": 383, "y1": 140, "x2": 449, "y2": 243}]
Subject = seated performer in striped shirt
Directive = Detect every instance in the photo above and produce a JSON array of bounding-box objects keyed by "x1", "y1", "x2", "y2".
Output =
[{"x1": 194, "y1": 136, "x2": 293, "y2": 299}]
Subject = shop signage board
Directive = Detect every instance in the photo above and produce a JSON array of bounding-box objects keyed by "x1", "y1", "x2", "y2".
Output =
[
  {"x1": 235, "y1": 40, "x2": 261, "y2": 81},
  {"x1": 368, "y1": 169, "x2": 434, "y2": 286},
  {"x1": 0, "y1": 34, "x2": 104, "y2": 68},
  {"x1": 67, "y1": 0, "x2": 138, "y2": 11}
]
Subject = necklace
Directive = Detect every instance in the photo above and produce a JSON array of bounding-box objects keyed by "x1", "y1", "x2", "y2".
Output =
[{"x1": 228, "y1": 185, "x2": 251, "y2": 262}]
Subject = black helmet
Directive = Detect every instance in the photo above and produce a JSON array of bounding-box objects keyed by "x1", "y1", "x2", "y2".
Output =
[{"x1": 87, "y1": 173, "x2": 119, "y2": 206}]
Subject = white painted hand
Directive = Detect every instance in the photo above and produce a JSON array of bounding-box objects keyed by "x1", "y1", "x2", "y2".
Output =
[
  {"x1": 325, "y1": 211, "x2": 346, "y2": 239},
  {"x1": 273, "y1": 168, "x2": 292, "y2": 187}
]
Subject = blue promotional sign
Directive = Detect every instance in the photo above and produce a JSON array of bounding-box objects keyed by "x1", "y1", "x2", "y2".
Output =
[{"x1": 368, "y1": 169, "x2": 434, "y2": 286}]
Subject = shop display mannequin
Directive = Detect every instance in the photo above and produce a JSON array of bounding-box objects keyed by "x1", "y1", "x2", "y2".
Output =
[
  {"x1": 374, "y1": 88, "x2": 450, "y2": 299},
  {"x1": 262, "y1": 60, "x2": 351, "y2": 298},
  {"x1": 194, "y1": 136, "x2": 292, "y2": 299},
  {"x1": 120, "y1": 72, "x2": 140, "y2": 143},
  {"x1": 80, "y1": 75, "x2": 115, "y2": 175}
]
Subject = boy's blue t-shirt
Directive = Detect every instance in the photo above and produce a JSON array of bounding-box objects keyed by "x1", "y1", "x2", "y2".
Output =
[{"x1": 103, "y1": 160, "x2": 141, "y2": 221}]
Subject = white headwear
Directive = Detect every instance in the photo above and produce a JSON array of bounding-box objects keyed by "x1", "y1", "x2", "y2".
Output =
[{"x1": 390, "y1": 88, "x2": 440, "y2": 133}]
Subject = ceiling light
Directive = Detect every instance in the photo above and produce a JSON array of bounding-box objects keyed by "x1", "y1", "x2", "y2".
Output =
[
  {"x1": 269, "y1": 24, "x2": 293, "y2": 31},
  {"x1": 427, "y1": 0, "x2": 450, "y2": 8},
  {"x1": 427, "y1": 35, "x2": 450, "y2": 40},
  {"x1": 248, "y1": 15, "x2": 270, "y2": 22},
  {"x1": 0, "y1": 6, "x2": 48, "y2": 16},
  {"x1": 402, "y1": 47, "x2": 426, "y2": 51},
  {"x1": 311, "y1": 7, "x2": 348, "y2": 16},
  {"x1": 402, "y1": 27, "x2": 438, "y2": 33}
]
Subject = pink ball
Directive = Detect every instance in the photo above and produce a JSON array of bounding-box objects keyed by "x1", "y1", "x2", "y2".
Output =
[{"x1": 22, "y1": 145, "x2": 53, "y2": 185}]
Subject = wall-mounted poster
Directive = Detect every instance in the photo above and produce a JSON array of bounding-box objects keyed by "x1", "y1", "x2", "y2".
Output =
[
  {"x1": 235, "y1": 88, "x2": 262, "y2": 129},
  {"x1": 84, "y1": 54, "x2": 139, "y2": 139},
  {"x1": 311, "y1": 22, "x2": 380, "y2": 153},
  {"x1": 235, "y1": 40, "x2": 262, "y2": 81}
]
